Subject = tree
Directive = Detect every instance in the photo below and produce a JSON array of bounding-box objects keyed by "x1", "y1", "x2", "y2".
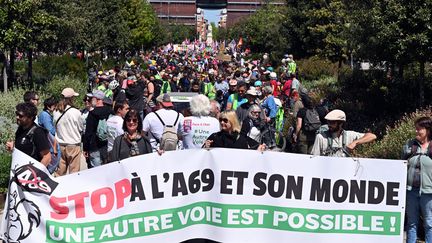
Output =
[
  {"x1": 228, "y1": 5, "x2": 288, "y2": 59},
  {"x1": 82, "y1": 0, "x2": 129, "y2": 54},
  {"x1": 159, "y1": 24, "x2": 196, "y2": 44},
  {"x1": 304, "y1": 0, "x2": 351, "y2": 67},
  {"x1": 0, "y1": 0, "x2": 60, "y2": 88},
  {"x1": 125, "y1": 0, "x2": 160, "y2": 50},
  {"x1": 350, "y1": 0, "x2": 432, "y2": 105}
]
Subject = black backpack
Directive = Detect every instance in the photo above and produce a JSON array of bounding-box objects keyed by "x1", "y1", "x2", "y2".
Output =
[{"x1": 303, "y1": 108, "x2": 321, "y2": 132}]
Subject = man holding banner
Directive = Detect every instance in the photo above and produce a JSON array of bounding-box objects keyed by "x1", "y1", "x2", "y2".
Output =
[{"x1": 311, "y1": 109, "x2": 377, "y2": 157}]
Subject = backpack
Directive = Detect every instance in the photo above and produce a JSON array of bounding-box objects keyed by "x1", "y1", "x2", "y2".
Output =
[
  {"x1": 402, "y1": 139, "x2": 432, "y2": 160},
  {"x1": 97, "y1": 115, "x2": 111, "y2": 142},
  {"x1": 27, "y1": 125, "x2": 61, "y2": 174},
  {"x1": 303, "y1": 108, "x2": 321, "y2": 132},
  {"x1": 322, "y1": 130, "x2": 350, "y2": 157},
  {"x1": 154, "y1": 111, "x2": 180, "y2": 151}
]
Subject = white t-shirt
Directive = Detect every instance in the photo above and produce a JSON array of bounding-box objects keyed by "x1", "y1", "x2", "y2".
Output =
[
  {"x1": 143, "y1": 109, "x2": 184, "y2": 151},
  {"x1": 106, "y1": 115, "x2": 124, "y2": 152},
  {"x1": 182, "y1": 116, "x2": 220, "y2": 149},
  {"x1": 53, "y1": 106, "x2": 83, "y2": 145}
]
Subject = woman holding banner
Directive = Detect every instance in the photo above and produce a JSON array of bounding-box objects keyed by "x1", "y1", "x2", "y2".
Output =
[
  {"x1": 203, "y1": 110, "x2": 266, "y2": 151},
  {"x1": 110, "y1": 109, "x2": 152, "y2": 162},
  {"x1": 403, "y1": 116, "x2": 432, "y2": 243}
]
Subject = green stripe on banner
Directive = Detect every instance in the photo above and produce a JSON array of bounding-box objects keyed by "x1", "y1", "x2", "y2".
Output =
[{"x1": 46, "y1": 202, "x2": 401, "y2": 242}]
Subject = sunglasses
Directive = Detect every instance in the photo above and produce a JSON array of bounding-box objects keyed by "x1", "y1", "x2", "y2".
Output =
[
  {"x1": 251, "y1": 111, "x2": 261, "y2": 114},
  {"x1": 126, "y1": 118, "x2": 138, "y2": 123},
  {"x1": 219, "y1": 118, "x2": 229, "y2": 123}
]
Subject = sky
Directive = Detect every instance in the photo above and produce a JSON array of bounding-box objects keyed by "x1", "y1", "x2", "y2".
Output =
[{"x1": 204, "y1": 9, "x2": 222, "y2": 25}]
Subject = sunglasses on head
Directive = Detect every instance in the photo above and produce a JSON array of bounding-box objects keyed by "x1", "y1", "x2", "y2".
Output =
[
  {"x1": 126, "y1": 118, "x2": 138, "y2": 123},
  {"x1": 219, "y1": 118, "x2": 229, "y2": 123}
]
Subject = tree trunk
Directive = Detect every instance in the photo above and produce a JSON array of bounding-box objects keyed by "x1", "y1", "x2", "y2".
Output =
[
  {"x1": 337, "y1": 58, "x2": 343, "y2": 82},
  {"x1": 27, "y1": 49, "x2": 33, "y2": 88},
  {"x1": 419, "y1": 61, "x2": 425, "y2": 107},
  {"x1": 8, "y1": 48, "x2": 15, "y2": 87},
  {"x1": 1, "y1": 51, "x2": 8, "y2": 92},
  {"x1": 398, "y1": 63, "x2": 404, "y2": 79}
]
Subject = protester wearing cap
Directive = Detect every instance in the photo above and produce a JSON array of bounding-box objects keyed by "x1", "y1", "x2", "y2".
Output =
[
  {"x1": 310, "y1": 109, "x2": 377, "y2": 157},
  {"x1": 236, "y1": 87, "x2": 264, "y2": 124},
  {"x1": 222, "y1": 79, "x2": 238, "y2": 110},
  {"x1": 83, "y1": 90, "x2": 113, "y2": 167},
  {"x1": 226, "y1": 81, "x2": 248, "y2": 111},
  {"x1": 53, "y1": 88, "x2": 84, "y2": 176},
  {"x1": 143, "y1": 93, "x2": 185, "y2": 152}
]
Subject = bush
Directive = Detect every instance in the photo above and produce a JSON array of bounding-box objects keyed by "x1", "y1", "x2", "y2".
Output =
[
  {"x1": 303, "y1": 76, "x2": 341, "y2": 104},
  {"x1": 33, "y1": 55, "x2": 86, "y2": 86},
  {"x1": 356, "y1": 107, "x2": 432, "y2": 159},
  {"x1": 0, "y1": 153, "x2": 12, "y2": 192},
  {"x1": 44, "y1": 75, "x2": 88, "y2": 108},
  {"x1": 0, "y1": 116, "x2": 18, "y2": 155},
  {"x1": 297, "y1": 57, "x2": 339, "y2": 82},
  {"x1": 0, "y1": 88, "x2": 28, "y2": 122}
]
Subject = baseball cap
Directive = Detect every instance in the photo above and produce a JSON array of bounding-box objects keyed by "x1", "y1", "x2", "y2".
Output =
[
  {"x1": 325, "y1": 109, "x2": 346, "y2": 121},
  {"x1": 156, "y1": 93, "x2": 173, "y2": 107},
  {"x1": 92, "y1": 90, "x2": 105, "y2": 100},
  {"x1": 61, "y1": 88, "x2": 79, "y2": 98}
]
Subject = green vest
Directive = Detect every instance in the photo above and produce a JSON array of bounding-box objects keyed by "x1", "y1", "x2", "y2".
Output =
[
  {"x1": 204, "y1": 83, "x2": 216, "y2": 100},
  {"x1": 98, "y1": 85, "x2": 112, "y2": 98},
  {"x1": 288, "y1": 62, "x2": 297, "y2": 75},
  {"x1": 229, "y1": 93, "x2": 239, "y2": 110},
  {"x1": 162, "y1": 80, "x2": 171, "y2": 93},
  {"x1": 275, "y1": 107, "x2": 284, "y2": 131}
]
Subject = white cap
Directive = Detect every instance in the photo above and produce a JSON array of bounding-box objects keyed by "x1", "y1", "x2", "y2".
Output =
[{"x1": 325, "y1": 109, "x2": 346, "y2": 121}]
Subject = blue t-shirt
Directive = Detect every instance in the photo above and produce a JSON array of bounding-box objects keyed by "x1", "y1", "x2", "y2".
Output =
[{"x1": 262, "y1": 96, "x2": 278, "y2": 118}]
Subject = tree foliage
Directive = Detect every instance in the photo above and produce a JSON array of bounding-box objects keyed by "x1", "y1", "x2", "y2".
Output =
[
  {"x1": 159, "y1": 24, "x2": 196, "y2": 44},
  {"x1": 229, "y1": 5, "x2": 288, "y2": 59}
]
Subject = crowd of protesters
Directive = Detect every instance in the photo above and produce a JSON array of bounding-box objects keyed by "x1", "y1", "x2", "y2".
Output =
[
  {"x1": 4, "y1": 40, "x2": 382, "y2": 169},
  {"x1": 3, "y1": 40, "x2": 432, "y2": 242}
]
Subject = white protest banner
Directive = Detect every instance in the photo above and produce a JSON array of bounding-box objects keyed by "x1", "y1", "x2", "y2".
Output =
[{"x1": 0, "y1": 148, "x2": 406, "y2": 243}]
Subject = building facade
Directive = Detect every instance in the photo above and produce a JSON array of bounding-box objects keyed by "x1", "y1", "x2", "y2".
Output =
[{"x1": 148, "y1": 0, "x2": 285, "y2": 27}]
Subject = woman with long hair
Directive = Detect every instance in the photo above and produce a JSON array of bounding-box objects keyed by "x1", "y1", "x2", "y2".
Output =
[
  {"x1": 203, "y1": 110, "x2": 265, "y2": 151},
  {"x1": 404, "y1": 116, "x2": 432, "y2": 243},
  {"x1": 110, "y1": 109, "x2": 152, "y2": 161}
]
